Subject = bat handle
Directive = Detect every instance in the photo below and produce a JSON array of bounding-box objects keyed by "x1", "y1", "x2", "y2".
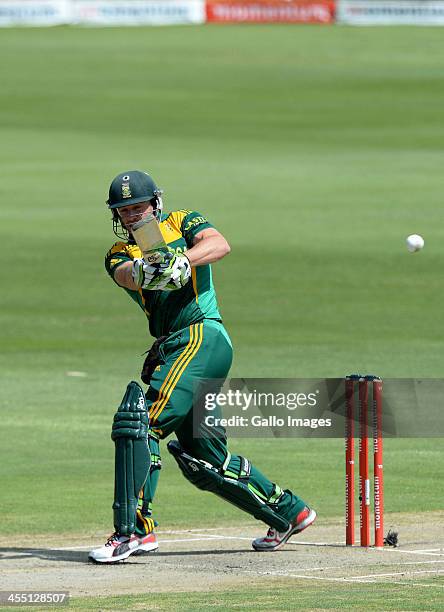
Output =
[{"x1": 143, "y1": 248, "x2": 169, "y2": 265}]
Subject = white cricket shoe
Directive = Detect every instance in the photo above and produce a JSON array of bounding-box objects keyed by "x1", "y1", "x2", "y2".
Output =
[
  {"x1": 252, "y1": 506, "x2": 317, "y2": 552},
  {"x1": 88, "y1": 531, "x2": 158, "y2": 563}
]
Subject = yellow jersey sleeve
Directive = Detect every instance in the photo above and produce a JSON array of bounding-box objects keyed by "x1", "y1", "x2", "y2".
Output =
[
  {"x1": 105, "y1": 241, "x2": 143, "y2": 280},
  {"x1": 167, "y1": 210, "x2": 214, "y2": 247}
]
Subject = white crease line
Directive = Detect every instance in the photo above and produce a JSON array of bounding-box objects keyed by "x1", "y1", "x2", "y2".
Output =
[
  {"x1": 287, "y1": 542, "x2": 444, "y2": 554},
  {"x1": 286, "y1": 541, "x2": 347, "y2": 547},
  {"x1": 348, "y1": 569, "x2": 444, "y2": 580},
  {"x1": 250, "y1": 570, "x2": 373, "y2": 584},
  {"x1": 250, "y1": 568, "x2": 444, "y2": 586},
  {"x1": 293, "y1": 542, "x2": 443, "y2": 552},
  {"x1": 385, "y1": 549, "x2": 444, "y2": 557},
  {"x1": 288, "y1": 559, "x2": 444, "y2": 573},
  {"x1": 408, "y1": 549, "x2": 442, "y2": 553},
  {"x1": 388, "y1": 581, "x2": 444, "y2": 589},
  {"x1": 286, "y1": 575, "x2": 366, "y2": 583}
]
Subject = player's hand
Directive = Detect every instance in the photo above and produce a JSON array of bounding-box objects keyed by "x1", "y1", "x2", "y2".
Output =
[
  {"x1": 153, "y1": 249, "x2": 192, "y2": 291},
  {"x1": 132, "y1": 257, "x2": 160, "y2": 289},
  {"x1": 132, "y1": 249, "x2": 191, "y2": 291}
]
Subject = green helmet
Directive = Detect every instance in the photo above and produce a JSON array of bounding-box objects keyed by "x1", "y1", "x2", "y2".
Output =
[{"x1": 106, "y1": 170, "x2": 164, "y2": 238}]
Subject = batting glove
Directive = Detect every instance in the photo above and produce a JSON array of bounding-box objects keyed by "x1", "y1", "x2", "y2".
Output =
[
  {"x1": 132, "y1": 257, "x2": 161, "y2": 289},
  {"x1": 133, "y1": 249, "x2": 191, "y2": 291},
  {"x1": 155, "y1": 252, "x2": 192, "y2": 291}
]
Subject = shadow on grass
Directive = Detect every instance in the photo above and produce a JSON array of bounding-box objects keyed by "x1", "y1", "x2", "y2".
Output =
[
  {"x1": 139, "y1": 548, "x2": 253, "y2": 557},
  {"x1": 0, "y1": 541, "x2": 350, "y2": 565},
  {"x1": 0, "y1": 547, "x2": 87, "y2": 563},
  {"x1": 0, "y1": 547, "x2": 254, "y2": 564}
]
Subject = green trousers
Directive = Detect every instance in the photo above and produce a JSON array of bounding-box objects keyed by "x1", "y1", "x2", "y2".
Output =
[{"x1": 136, "y1": 319, "x2": 306, "y2": 534}]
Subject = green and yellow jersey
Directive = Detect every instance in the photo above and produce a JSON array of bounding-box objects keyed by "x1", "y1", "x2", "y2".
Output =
[{"x1": 105, "y1": 210, "x2": 222, "y2": 338}]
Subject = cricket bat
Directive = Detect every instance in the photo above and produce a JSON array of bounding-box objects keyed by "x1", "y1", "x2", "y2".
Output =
[{"x1": 132, "y1": 215, "x2": 167, "y2": 264}]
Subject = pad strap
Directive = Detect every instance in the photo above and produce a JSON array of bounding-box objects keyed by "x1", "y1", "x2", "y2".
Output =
[
  {"x1": 268, "y1": 484, "x2": 285, "y2": 507},
  {"x1": 222, "y1": 455, "x2": 251, "y2": 484},
  {"x1": 222, "y1": 455, "x2": 283, "y2": 507},
  {"x1": 148, "y1": 432, "x2": 162, "y2": 471}
]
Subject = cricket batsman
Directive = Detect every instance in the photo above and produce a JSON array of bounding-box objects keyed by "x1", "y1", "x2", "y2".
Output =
[{"x1": 89, "y1": 170, "x2": 316, "y2": 563}]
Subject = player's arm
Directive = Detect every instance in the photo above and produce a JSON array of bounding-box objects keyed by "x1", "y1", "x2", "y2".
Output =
[
  {"x1": 186, "y1": 227, "x2": 231, "y2": 267},
  {"x1": 114, "y1": 262, "x2": 139, "y2": 291},
  {"x1": 114, "y1": 228, "x2": 230, "y2": 290},
  {"x1": 106, "y1": 247, "x2": 162, "y2": 291},
  {"x1": 107, "y1": 214, "x2": 230, "y2": 292},
  {"x1": 105, "y1": 246, "x2": 140, "y2": 291}
]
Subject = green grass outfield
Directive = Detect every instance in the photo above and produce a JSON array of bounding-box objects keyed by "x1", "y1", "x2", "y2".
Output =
[
  {"x1": 3, "y1": 580, "x2": 444, "y2": 612},
  {"x1": 0, "y1": 25, "x2": 443, "y2": 540}
]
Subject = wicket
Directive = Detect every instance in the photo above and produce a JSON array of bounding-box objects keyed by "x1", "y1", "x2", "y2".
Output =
[{"x1": 345, "y1": 375, "x2": 384, "y2": 547}]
